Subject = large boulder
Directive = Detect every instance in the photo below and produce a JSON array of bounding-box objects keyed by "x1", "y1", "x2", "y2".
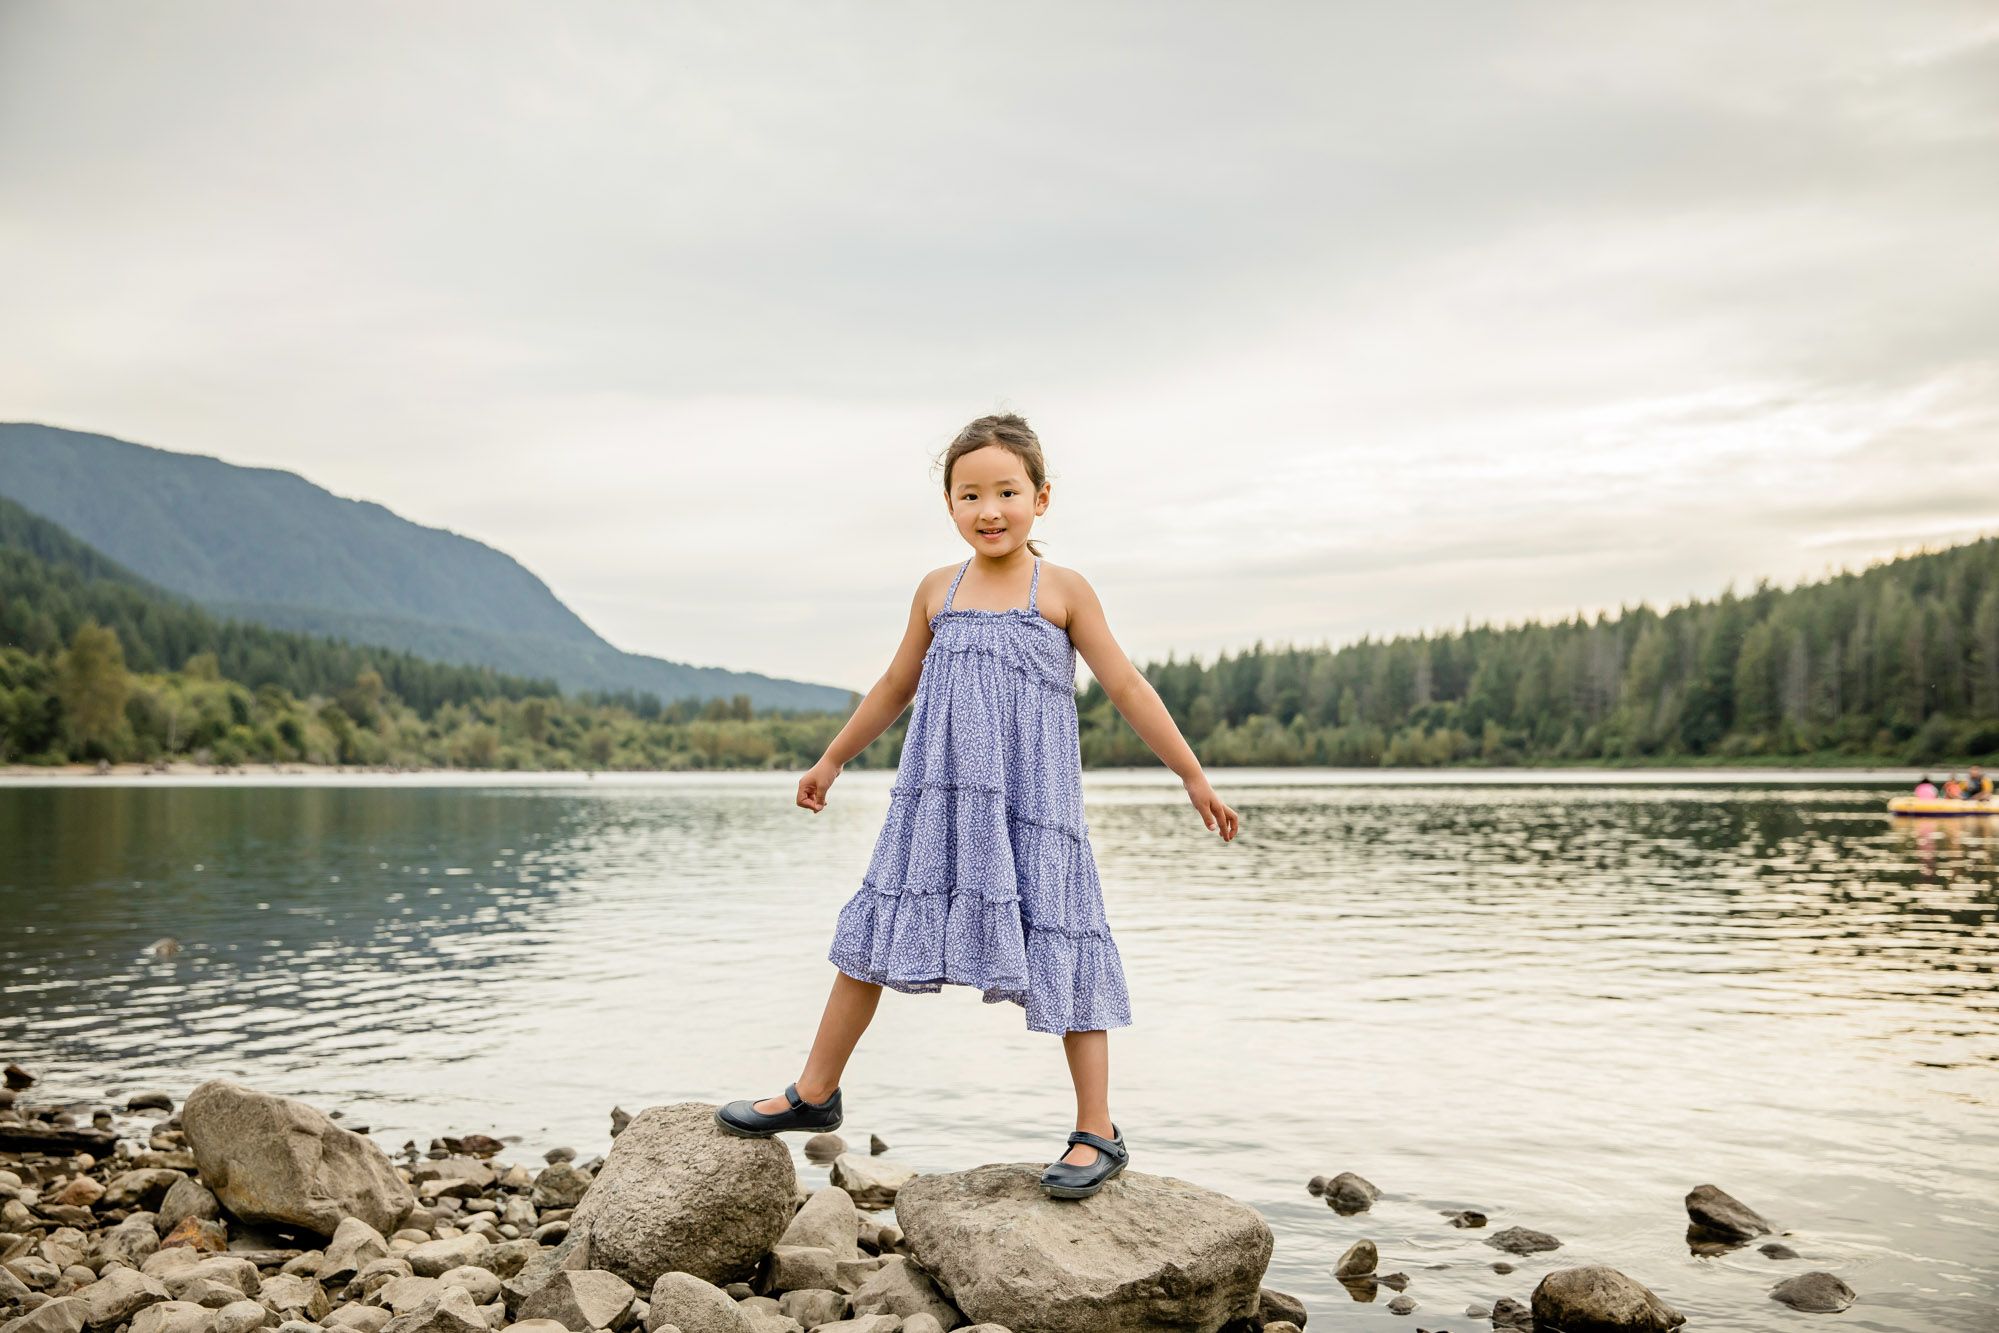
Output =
[
  {"x1": 896, "y1": 1164, "x2": 1271, "y2": 1333},
  {"x1": 182, "y1": 1081, "x2": 413, "y2": 1238},
  {"x1": 1531, "y1": 1266, "x2": 1685, "y2": 1332},
  {"x1": 569, "y1": 1104, "x2": 795, "y2": 1289}
]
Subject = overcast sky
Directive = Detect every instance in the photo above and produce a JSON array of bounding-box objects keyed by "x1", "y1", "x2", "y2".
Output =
[{"x1": 3, "y1": 3, "x2": 1997, "y2": 692}]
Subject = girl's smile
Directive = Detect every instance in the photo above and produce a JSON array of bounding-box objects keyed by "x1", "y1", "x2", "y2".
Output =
[{"x1": 949, "y1": 443, "x2": 1049, "y2": 557}]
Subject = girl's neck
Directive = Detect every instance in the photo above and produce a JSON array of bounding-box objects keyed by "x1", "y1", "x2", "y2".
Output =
[{"x1": 971, "y1": 546, "x2": 1035, "y2": 572}]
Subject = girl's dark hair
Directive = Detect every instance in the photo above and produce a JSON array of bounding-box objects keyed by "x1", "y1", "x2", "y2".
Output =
[{"x1": 939, "y1": 414, "x2": 1049, "y2": 555}]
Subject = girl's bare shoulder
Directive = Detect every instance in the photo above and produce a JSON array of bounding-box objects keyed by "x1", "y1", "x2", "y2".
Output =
[
  {"x1": 916, "y1": 562, "x2": 965, "y2": 619},
  {"x1": 1034, "y1": 560, "x2": 1100, "y2": 629}
]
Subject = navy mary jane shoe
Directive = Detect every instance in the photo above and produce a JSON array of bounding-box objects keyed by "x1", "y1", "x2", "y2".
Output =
[
  {"x1": 714, "y1": 1083, "x2": 843, "y2": 1138},
  {"x1": 1040, "y1": 1126, "x2": 1129, "y2": 1199}
]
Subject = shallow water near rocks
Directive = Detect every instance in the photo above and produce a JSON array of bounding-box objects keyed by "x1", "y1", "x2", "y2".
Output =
[{"x1": 2, "y1": 770, "x2": 1995, "y2": 1331}]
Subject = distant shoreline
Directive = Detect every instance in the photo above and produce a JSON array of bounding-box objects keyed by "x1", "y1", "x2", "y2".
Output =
[{"x1": 0, "y1": 760, "x2": 1933, "y2": 786}]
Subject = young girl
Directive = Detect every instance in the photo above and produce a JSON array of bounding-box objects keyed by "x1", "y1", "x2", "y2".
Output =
[{"x1": 716, "y1": 413, "x2": 1239, "y2": 1198}]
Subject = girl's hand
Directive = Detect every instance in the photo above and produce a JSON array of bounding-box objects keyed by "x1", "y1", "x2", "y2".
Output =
[
  {"x1": 1185, "y1": 776, "x2": 1239, "y2": 841},
  {"x1": 797, "y1": 761, "x2": 841, "y2": 813}
]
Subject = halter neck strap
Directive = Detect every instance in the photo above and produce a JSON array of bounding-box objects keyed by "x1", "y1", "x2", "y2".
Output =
[
  {"x1": 942, "y1": 558, "x2": 971, "y2": 613},
  {"x1": 1028, "y1": 556, "x2": 1041, "y2": 614}
]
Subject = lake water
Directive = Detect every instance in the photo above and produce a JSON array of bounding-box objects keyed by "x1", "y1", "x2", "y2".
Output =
[{"x1": 2, "y1": 771, "x2": 1995, "y2": 1331}]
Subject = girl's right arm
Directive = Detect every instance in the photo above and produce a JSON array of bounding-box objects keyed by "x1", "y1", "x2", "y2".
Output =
[{"x1": 796, "y1": 570, "x2": 949, "y2": 812}]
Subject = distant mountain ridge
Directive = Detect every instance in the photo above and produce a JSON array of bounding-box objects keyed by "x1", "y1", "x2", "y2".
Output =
[{"x1": 0, "y1": 422, "x2": 851, "y2": 710}]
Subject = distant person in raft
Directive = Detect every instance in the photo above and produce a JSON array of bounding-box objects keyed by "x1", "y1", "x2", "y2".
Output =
[
  {"x1": 1914, "y1": 776, "x2": 1939, "y2": 798},
  {"x1": 713, "y1": 413, "x2": 1239, "y2": 1200}
]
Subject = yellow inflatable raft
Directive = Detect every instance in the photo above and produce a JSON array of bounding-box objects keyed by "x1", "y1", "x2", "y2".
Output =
[{"x1": 1887, "y1": 796, "x2": 1999, "y2": 817}]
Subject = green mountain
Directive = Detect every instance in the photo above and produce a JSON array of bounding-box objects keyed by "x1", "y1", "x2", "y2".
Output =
[{"x1": 0, "y1": 422, "x2": 850, "y2": 710}]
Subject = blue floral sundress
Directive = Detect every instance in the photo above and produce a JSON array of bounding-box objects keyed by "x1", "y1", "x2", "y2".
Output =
[{"x1": 828, "y1": 557, "x2": 1132, "y2": 1034}]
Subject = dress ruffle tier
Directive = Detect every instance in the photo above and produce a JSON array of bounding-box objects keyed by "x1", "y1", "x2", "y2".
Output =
[{"x1": 827, "y1": 588, "x2": 1132, "y2": 1035}]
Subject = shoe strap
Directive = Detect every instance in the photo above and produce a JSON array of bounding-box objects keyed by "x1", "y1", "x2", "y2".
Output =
[
  {"x1": 1065, "y1": 1130, "x2": 1127, "y2": 1161},
  {"x1": 783, "y1": 1084, "x2": 804, "y2": 1111}
]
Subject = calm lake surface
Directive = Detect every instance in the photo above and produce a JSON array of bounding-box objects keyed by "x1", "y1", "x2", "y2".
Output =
[{"x1": 2, "y1": 771, "x2": 1995, "y2": 1331}]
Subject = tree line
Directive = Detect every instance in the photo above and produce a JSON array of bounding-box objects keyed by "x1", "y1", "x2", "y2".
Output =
[{"x1": 1079, "y1": 535, "x2": 1999, "y2": 767}]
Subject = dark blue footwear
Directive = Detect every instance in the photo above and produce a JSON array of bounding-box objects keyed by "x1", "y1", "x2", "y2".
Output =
[
  {"x1": 714, "y1": 1083, "x2": 843, "y2": 1138},
  {"x1": 1040, "y1": 1126, "x2": 1128, "y2": 1198}
]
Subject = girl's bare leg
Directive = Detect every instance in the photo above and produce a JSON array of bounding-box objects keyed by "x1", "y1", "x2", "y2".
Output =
[
  {"x1": 752, "y1": 971, "x2": 881, "y2": 1113},
  {"x1": 1059, "y1": 1029, "x2": 1115, "y2": 1165}
]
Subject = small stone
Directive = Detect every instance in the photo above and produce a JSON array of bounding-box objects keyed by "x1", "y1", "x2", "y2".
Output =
[
  {"x1": 3, "y1": 1065, "x2": 35, "y2": 1090},
  {"x1": 529, "y1": 1225, "x2": 567, "y2": 1247},
  {"x1": 801, "y1": 1136, "x2": 845, "y2": 1165},
  {"x1": 1377, "y1": 1273, "x2": 1409, "y2": 1292},
  {"x1": 1263, "y1": 1324, "x2": 1301, "y2": 1333},
  {"x1": 1465, "y1": 1302, "x2": 1491, "y2": 1318},
  {"x1": 159, "y1": 1219, "x2": 228, "y2": 1254},
  {"x1": 756, "y1": 1250, "x2": 837, "y2": 1299},
  {"x1": 527, "y1": 1167, "x2": 589, "y2": 1214},
  {"x1": 1491, "y1": 1262, "x2": 1515, "y2": 1274},
  {"x1": 436, "y1": 1271, "x2": 501, "y2": 1307},
  {"x1": 324, "y1": 1309, "x2": 392, "y2": 1333},
  {"x1": 95, "y1": 1215, "x2": 163, "y2": 1268},
  {"x1": 1486, "y1": 1226, "x2": 1561, "y2": 1256},
  {"x1": 102, "y1": 1170, "x2": 190, "y2": 1211},
  {"x1": 830, "y1": 1262, "x2": 881, "y2": 1296},
  {"x1": 540, "y1": 1151, "x2": 575, "y2": 1166},
  {"x1": 0, "y1": 1297, "x2": 87, "y2": 1333},
  {"x1": 900, "y1": 1316, "x2": 943, "y2": 1333},
  {"x1": 825, "y1": 1158, "x2": 914, "y2": 1211},
  {"x1": 1323, "y1": 1173, "x2": 1379, "y2": 1216},
  {"x1": 378, "y1": 1287, "x2": 487, "y2": 1333},
  {"x1": 643, "y1": 1272, "x2": 747, "y2": 1333},
  {"x1": 609, "y1": 1110, "x2": 632, "y2": 1139},
  {"x1": 1257, "y1": 1289, "x2": 1307, "y2": 1328},
  {"x1": 1770, "y1": 1272, "x2": 1855, "y2": 1314},
  {"x1": 866, "y1": 1136, "x2": 888, "y2": 1157},
  {"x1": 256, "y1": 1275, "x2": 330, "y2": 1323},
  {"x1": 1305, "y1": 1176, "x2": 1328, "y2": 1197},
  {"x1": 778, "y1": 1191, "x2": 859, "y2": 1263},
  {"x1": 76, "y1": 1266, "x2": 171, "y2": 1326},
  {"x1": 158, "y1": 1176, "x2": 227, "y2": 1233},
  {"x1": 129, "y1": 1094, "x2": 176, "y2": 1112},
  {"x1": 1490, "y1": 1295, "x2": 1533, "y2": 1331},
  {"x1": 456, "y1": 1137, "x2": 504, "y2": 1161},
  {"x1": 51, "y1": 1177, "x2": 105, "y2": 1209},
  {"x1": 845, "y1": 1258, "x2": 958, "y2": 1329},
  {"x1": 130, "y1": 1302, "x2": 216, "y2": 1333},
  {"x1": 774, "y1": 1291, "x2": 844, "y2": 1329},
  {"x1": 1759, "y1": 1242, "x2": 1799, "y2": 1260},
  {"x1": 377, "y1": 1279, "x2": 444, "y2": 1315},
  {"x1": 517, "y1": 1271, "x2": 634, "y2": 1332},
  {"x1": 498, "y1": 1324, "x2": 567, "y2": 1333},
  {"x1": 1532, "y1": 1266, "x2": 1684, "y2": 1332},
  {"x1": 322, "y1": 1221, "x2": 391, "y2": 1283},
  {"x1": 407, "y1": 1238, "x2": 492, "y2": 1280},
  {"x1": 1384, "y1": 1293, "x2": 1415, "y2": 1315},
  {"x1": 1334, "y1": 1241, "x2": 1376, "y2": 1278},
  {"x1": 213, "y1": 1301, "x2": 272, "y2": 1333},
  {"x1": 810, "y1": 1318, "x2": 896, "y2": 1333},
  {"x1": 158, "y1": 1257, "x2": 259, "y2": 1302},
  {"x1": 1443, "y1": 1209, "x2": 1486, "y2": 1229},
  {"x1": 1684, "y1": 1185, "x2": 1771, "y2": 1242},
  {"x1": 177, "y1": 1279, "x2": 249, "y2": 1310}
]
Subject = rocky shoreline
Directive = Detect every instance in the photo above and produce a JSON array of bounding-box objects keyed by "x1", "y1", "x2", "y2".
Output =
[{"x1": 0, "y1": 1069, "x2": 1859, "y2": 1333}]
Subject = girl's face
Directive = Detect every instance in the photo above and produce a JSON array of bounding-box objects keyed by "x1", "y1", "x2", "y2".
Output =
[{"x1": 947, "y1": 444, "x2": 1049, "y2": 556}]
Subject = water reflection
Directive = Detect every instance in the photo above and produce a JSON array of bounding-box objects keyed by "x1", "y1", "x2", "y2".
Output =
[{"x1": 2, "y1": 775, "x2": 1995, "y2": 1332}]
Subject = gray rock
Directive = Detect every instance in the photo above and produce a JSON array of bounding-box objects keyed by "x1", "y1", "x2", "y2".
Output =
[
  {"x1": 774, "y1": 1290, "x2": 846, "y2": 1328},
  {"x1": 805, "y1": 1320, "x2": 896, "y2": 1333},
  {"x1": 953, "y1": 1326, "x2": 1012, "y2": 1333},
  {"x1": 96, "y1": 1214, "x2": 164, "y2": 1269},
  {"x1": 499, "y1": 1323, "x2": 568, "y2": 1333},
  {"x1": 570, "y1": 1105, "x2": 795, "y2": 1290},
  {"x1": 896, "y1": 1163, "x2": 1270, "y2": 1333},
  {"x1": 406, "y1": 1239, "x2": 492, "y2": 1281},
  {"x1": 76, "y1": 1267, "x2": 171, "y2": 1327},
  {"x1": 1770, "y1": 1272, "x2": 1855, "y2": 1314},
  {"x1": 901, "y1": 1317, "x2": 944, "y2": 1333},
  {"x1": 1490, "y1": 1295, "x2": 1533, "y2": 1331},
  {"x1": 212, "y1": 1301, "x2": 273, "y2": 1333},
  {"x1": 162, "y1": 1260, "x2": 260, "y2": 1302},
  {"x1": 158, "y1": 1181, "x2": 224, "y2": 1238},
  {"x1": 270, "y1": 1322, "x2": 318, "y2": 1333},
  {"x1": 830, "y1": 1262, "x2": 881, "y2": 1296},
  {"x1": 256, "y1": 1276, "x2": 330, "y2": 1323},
  {"x1": 867, "y1": 1137, "x2": 887, "y2": 1157},
  {"x1": 1263, "y1": 1324, "x2": 1301, "y2": 1333},
  {"x1": 324, "y1": 1308, "x2": 392, "y2": 1333},
  {"x1": 801, "y1": 1137, "x2": 845, "y2": 1165},
  {"x1": 528, "y1": 1168, "x2": 589, "y2": 1214},
  {"x1": 1465, "y1": 1303, "x2": 1491, "y2": 1319},
  {"x1": 130, "y1": 1302, "x2": 215, "y2": 1333},
  {"x1": 757, "y1": 1251, "x2": 839, "y2": 1299},
  {"x1": 1759, "y1": 1242, "x2": 1799, "y2": 1260},
  {"x1": 1376, "y1": 1273, "x2": 1408, "y2": 1293},
  {"x1": 103, "y1": 1171, "x2": 190, "y2": 1212},
  {"x1": 1531, "y1": 1266, "x2": 1684, "y2": 1332},
  {"x1": 1, "y1": 1300, "x2": 88, "y2": 1333},
  {"x1": 409, "y1": 1162, "x2": 496, "y2": 1193},
  {"x1": 1384, "y1": 1294, "x2": 1415, "y2": 1315},
  {"x1": 847, "y1": 1259, "x2": 957, "y2": 1329},
  {"x1": 517, "y1": 1271, "x2": 634, "y2": 1332},
  {"x1": 182, "y1": 1082, "x2": 414, "y2": 1238},
  {"x1": 0, "y1": 1267, "x2": 34, "y2": 1305},
  {"x1": 641, "y1": 1273, "x2": 749, "y2": 1333},
  {"x1": 435, "y1": 1271, "x2": 501, "y2": 1308},
  {"x1": 1443, "y1": 1209, "x2": 1487, "y2": 1229},
  {"x1": 499, "y1": 1231, "x2": 591, "y2": 1317},
  {"x1": 322, "y1": 1222, "x2": 391, "y2": 1284},
  {"x1": 1333, "y1": 1241, "x2": 1375, "y2": 1279},
  {"x1": 1257, "y1": 1289, "x2": 1306, "y2": 1328},
  {"x1": 178, "y1": 1280, "x2": 251, "y2": 1312},
  {"x1": 1486, "y1": 1226, "x2": 1561, "y2": 1256},
  {"x1": 1684, "y1": 1185, "x2": 1772, "y2": 1242},
  {"x1": 779, "y1": 1191, "x2": 859, "y2": 1264},
  {"x1": 379, "y1": 1288, "x2": 486, "y2": 1333},
  {"x1": 374, "y1": 1279, "x2": 443, "y2": 1316},
  {"x1": 1322, "y1": 1173, "x2": 1378, "y2": 1216},
  {"x1": 824, "y1": 1160, "x2": 913, "y2": 1212},
  {"x1": 281, "y1": 1255, "x2": 326, "y2": 1280}
]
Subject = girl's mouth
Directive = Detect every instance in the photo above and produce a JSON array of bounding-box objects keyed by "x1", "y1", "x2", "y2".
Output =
[{"x1": 977, "y1": 527, "x2": 1005, "y2": 540}]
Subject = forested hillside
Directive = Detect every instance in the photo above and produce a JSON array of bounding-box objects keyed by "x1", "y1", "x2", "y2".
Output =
[
  {"x1": 0, "y1": 496, "x2": 873, "y2": 770},
  {"x1": 1080, "y1": 536, "x2": 1999, "y2": 767},
  {"x1": 0, "y1": 422, "x2": 853, "y2": 710}
]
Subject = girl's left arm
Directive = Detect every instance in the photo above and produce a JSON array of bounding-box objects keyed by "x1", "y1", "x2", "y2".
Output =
[{"x1": 1064, "y1": 572, "x2": 1240, "y2": 842}]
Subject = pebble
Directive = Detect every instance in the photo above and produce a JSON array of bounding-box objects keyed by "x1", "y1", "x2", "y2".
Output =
[
  {"x1": 1386, "y1": 1293, "x2": 1417, "y2": 1315},
  {"x1": 868, "y1": 1135, "x2": 889, "y2": 1156},
  {"x1": 1323, "y1": 1171, "x2": 1381, "y2": 1216},
  {"x1": 1334, "y1": 1240, "x2": 1377, "y2": 1278},
  {"x1": 1485, "y1": 1225, "x2": 1561, "y2": 1255},
  {"x1": 1759, "y1": 1241, "x2": 1799, "y2": 1260},
  {"x1": 1771, "y1": 1271, "x2": 1857, "y2": 1313}
]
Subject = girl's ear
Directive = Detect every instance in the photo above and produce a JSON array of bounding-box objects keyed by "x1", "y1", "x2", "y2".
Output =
[{"x1": 1035, "y1": 482, "x2": 1052, "y2": 515}]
